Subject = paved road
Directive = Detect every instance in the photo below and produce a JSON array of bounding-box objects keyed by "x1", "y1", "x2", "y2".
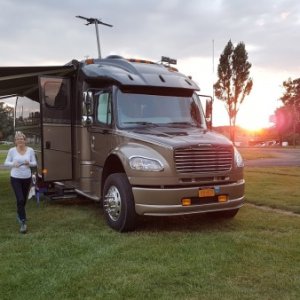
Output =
[{"x1": 244, "y1": 148, "x2": 300, "y2": 167}]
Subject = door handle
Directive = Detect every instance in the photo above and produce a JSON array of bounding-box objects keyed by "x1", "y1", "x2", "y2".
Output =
[
  {"x1": 91, "y1": 136, "x2": 95, "y2": 149},
  {"x1": 45, "y1": 141, "x2": 51, "y2": 149}
]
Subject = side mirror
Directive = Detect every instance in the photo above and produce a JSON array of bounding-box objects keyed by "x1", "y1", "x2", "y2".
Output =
[
  {"x1": 198, "y1": 94, "x2": 213, "y2": 130},
  {"x1": 205, "y1": 98, "x2": 213, "y2": 129},
  {"x1": 82, "y1": 91, "x2": 94, "y2": 126}
]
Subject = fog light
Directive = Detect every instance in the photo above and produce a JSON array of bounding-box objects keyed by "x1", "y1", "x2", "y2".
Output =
[
  {"x1": 182, "y1": 198, "x2": 191, "y2": 206},
  {"x1": 218, "y1": 195, "x2": 228, "y2": 202}
]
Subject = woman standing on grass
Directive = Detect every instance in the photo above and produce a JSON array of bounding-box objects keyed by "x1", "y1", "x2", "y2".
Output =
[{"x1": 4, "y1": 131, "x2": 37, "y2": 234}]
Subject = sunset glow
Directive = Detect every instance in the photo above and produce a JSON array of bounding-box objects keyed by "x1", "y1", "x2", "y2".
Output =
[
  {"x1": 236, "y1": 100, "x2": 274, "y2": 131},
  {"x1": 180, "y1": 59, "x2": 289, "y2": 132}
]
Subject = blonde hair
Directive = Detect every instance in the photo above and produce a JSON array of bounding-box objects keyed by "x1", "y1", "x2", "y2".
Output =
[{"x1": 15, "y1": 131, "x2": 26, "y2": 140}]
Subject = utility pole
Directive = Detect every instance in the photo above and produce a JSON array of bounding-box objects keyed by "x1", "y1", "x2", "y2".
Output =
[
  {"x1": 212, "y1": 39, "x2": 215, "y2": 102},
  {"x1": 76, "y1": 16, "x2": 113, "y2": 59},
  {"x1": 212, "y1": 39, "x2": 215, "y2": 127}
]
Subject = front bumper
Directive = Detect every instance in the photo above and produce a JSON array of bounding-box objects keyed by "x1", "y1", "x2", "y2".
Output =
[{"x1": 133, "y1": 180, "x2": 245, "y2": 216}]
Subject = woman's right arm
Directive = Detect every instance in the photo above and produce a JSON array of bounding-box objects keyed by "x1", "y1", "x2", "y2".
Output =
[{"x1": 4, "y1": 149, "x2": 14, "y2": 167}]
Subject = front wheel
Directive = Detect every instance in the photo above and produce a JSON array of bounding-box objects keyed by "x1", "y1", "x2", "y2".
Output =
[{"x1": 103, "y1": 173, "x2": 137, "y2": 232}]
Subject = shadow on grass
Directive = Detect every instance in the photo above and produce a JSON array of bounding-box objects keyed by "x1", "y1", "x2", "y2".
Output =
[
  {"x1": 42, "y1": 196, "x2": 240, "y2": 233},
  {"x1": 45, "y1": 196, "x2": 97, "y2": 207},
  {"x1": 136, "y1": 213, "x2": 239, "y2": 233}
]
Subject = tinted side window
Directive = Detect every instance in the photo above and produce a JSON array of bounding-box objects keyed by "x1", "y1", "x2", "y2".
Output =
[
  {"x1": 44, "y1": 81, "x2": 67, "y2": 109},
  {"x1": 96, "y1": 92, "x2": 112, "y2": 125},
  {"x1": 41, "y1": 77, "x2": 71, "y2": 123}
]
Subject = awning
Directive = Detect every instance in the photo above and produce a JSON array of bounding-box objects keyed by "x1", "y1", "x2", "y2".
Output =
[{"x1": 0, "y1": 65, "x2": 75, "y2": 101}]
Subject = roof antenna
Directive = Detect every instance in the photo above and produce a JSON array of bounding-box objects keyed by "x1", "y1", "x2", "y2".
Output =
[{"x1": 76, "y1": 16, "x2": 113, "y2": 59}]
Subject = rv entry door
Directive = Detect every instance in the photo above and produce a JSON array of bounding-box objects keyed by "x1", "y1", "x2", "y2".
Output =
[{"x1": 39, "y1": 77, "x2": 72, "y2": 181}]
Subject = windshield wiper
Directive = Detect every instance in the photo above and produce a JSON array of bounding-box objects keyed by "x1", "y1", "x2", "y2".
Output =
[
  {"x1": 123, "y1": 121, "x2": 159, "y2": 127},
  {"x1": 166, "y1": 122, "x2": 201, "y2": 128}
]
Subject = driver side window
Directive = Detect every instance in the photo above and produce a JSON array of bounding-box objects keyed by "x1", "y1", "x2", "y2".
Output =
[{"x1": 96, "y1": 92, "x2": 112, "y2": 126}]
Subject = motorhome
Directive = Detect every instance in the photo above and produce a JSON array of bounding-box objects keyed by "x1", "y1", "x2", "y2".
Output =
[{"x1": 0, "y1": 56, "x2": 245, "y2": 231}]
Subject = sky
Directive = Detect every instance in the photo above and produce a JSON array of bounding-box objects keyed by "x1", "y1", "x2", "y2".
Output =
[{"x1": 1, "y1": 0, "x2": 300, "y2": 130}]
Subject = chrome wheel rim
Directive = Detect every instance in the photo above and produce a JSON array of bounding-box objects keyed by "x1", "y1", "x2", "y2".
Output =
[{"x1": 104, "y1": 185, "x2": 121, "y2": 221}]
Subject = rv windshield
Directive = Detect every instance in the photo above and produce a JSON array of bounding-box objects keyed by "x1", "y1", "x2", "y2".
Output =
[{"x1": 116, "y1": 91, "x2": 206, "y2": 129}]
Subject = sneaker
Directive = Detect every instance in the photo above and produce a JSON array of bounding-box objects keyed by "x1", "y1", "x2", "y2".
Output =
[
  {"x1": 20, "y1": 222, "x2": 27, "y2": 234},
  {"x1": 16, "y1": 215, "x2": 22, "y2": 225}
]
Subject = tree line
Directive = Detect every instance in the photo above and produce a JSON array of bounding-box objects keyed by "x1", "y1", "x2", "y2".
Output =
[
  {"x1": 0, "y1": 45, "x2": 299, "y2": 145},
  {"x1": 275, "y1": 78, "x2": 300, "y2": 145},
  {"x1": 0, "y1": 102, "x2": 14, "y2": 140}
]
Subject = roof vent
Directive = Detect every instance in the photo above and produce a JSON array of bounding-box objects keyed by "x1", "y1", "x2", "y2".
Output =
[
  {"x1": 159, "y1": 75, "x2": 166, "y2": 83},
  {"x1": 185, "y1": 79, "x2": 192, "y2": 86},
  {"x1": 106, "y1": 55, "x2": 124, "y2": 59}
]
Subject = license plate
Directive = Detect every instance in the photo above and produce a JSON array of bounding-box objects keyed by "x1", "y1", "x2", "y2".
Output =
[{"x1": 199, "y1": 188, "x2": 215, "y2": 197}]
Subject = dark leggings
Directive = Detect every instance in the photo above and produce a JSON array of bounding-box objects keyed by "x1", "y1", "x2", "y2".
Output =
[{"x1": 10, "y1": 177, "x2": 32, "y2": 222}]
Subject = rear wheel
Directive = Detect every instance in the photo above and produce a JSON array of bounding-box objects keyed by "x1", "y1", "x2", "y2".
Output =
[{"x1": 103, "y1": 173, "x2": 137, "y2": 232}]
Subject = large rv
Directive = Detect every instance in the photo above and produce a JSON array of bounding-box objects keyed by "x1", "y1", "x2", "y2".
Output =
[{"x1": 0, "y1": 56, "x2": 244, "y2": 231}]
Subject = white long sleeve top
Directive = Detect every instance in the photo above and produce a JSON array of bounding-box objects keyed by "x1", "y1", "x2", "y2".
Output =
[{"x1": 4, "y1": 147, "x2": 37, "y2": 179}]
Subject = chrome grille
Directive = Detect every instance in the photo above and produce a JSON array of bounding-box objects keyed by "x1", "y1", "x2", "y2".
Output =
[{"x1": 174, "y1": 146, "x2": 233, "y2": 173}]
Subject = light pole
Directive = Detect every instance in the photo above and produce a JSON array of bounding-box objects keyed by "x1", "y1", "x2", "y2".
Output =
[{"x1": 76, "y1": 16, "x2": 113, "y2": 59}]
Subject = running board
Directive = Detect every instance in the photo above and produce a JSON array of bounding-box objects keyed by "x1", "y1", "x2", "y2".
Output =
[
  {"x1": 75, "y1": 189, "x2": 100, "y2": 201},
  {"x1": 48, "y1": 184, "x2": 77, "y2": 201},
  {"x1": 50, "y1": 193, "x2": 78, "y2": 200}
]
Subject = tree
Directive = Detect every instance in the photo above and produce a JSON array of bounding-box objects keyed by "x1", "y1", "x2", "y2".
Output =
[
  {"x1": 214, "y1": 40, "x2": 253, "y2": 143},
  {"x1": 281, "y1": 78, "x2": 300, "y2": 107},
  {"x1": 279, "y1": 78, "x2": 300, "y2": 146},
  {"x1": 0, "y1": 102, "x2": 14, "y2": 140},
  {"x1": 275, "y1": 106, "x2": 293, "y2": 145}
]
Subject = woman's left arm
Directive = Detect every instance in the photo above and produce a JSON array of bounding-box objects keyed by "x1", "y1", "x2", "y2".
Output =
[{"x1": 29, "y1": 148, "x2": 37, "y2": 167}]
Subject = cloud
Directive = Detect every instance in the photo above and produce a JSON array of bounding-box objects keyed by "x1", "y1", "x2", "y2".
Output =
[
  {"x1": 0, "y1": 0, "x2": 299, "y2": 73},
  {"x1": 1, "y1": 0, "x2": 300, "y2": 127}
]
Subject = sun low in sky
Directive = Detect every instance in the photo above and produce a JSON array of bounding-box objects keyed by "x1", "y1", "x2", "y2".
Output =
[{"x1": 179, "y1": 57, "x2": 294, "y2": 132}]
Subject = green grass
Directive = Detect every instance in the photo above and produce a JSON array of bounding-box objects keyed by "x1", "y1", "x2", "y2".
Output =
[
  {"x1": 0, "y1": 152, "x2": 7, "y2": 164},
  {"x1": 245, "y1": 167, "x2": 300, "y2": 213},
  {"x1": 0, "y1": 144, "x2": 12, "y2": 150},
  {"x1": 0, "y1": 169, "x2": 299, "y2": 299}
]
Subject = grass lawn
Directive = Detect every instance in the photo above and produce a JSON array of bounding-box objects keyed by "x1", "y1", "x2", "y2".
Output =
[
  {"x1": 0, "y1": 169, "x2": 299, "y2": 300},
  {"x1": 0, "y1": 152, "x2": 7, "y2": 164},
  {"x1": 0, "y1": 144, "x2": 12, "y2": 151},
  {"x1": 245, "y1": 167, "x2": 300, "y2": 213}
]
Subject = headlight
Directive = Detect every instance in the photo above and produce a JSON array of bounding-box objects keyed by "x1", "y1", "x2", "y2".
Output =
[
  {"x1": 234, "y1": 147, "x2": 244, "y2": 168},
  {"x1": 129, "y1": 156, "x2": 164, "y2": 172}
]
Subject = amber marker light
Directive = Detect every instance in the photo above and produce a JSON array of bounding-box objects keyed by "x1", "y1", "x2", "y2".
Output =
[
  {"x1": 42, "y1": 169, "x2": 48, "y2": 174},
  {"x1": 85, "y1": 58, "x2": 95, "y2": 65},
  {"x1": 181, "y1": 198, "x2": 191, "y2": 206},
  {"x1": 218, "y1": 195, "x2": 228, "y2": 202}
]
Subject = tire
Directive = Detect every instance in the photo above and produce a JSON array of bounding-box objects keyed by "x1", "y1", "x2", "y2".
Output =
[
  {"x1": 207, "y1": 208, "x2": 239, "y2": 219},
  {"x1": 103, "y1": 173, "x2": 137, "y2": 232}
]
